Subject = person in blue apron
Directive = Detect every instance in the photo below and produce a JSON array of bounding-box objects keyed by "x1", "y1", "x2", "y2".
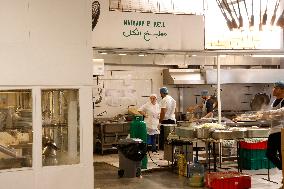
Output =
[{"x1": 262, "y1": 81, "x2": 284, "y2": 170}]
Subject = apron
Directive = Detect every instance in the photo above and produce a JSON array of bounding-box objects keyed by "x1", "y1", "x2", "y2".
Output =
[
  {"x1": 270, "y1": 98, "x2": 284, "y2": 134},
  {"x1": 144, "y1": 104, "x2": 160, "y2": 135},
  {"x1": 202, "y1": 100, "x2": 207, "y2": 117}
]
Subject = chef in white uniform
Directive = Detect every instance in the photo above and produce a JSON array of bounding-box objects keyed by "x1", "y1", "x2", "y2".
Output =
[
  {"x1": 138, "y1": 94, "x2": 160, "y2": 153},
  {"x1": 159, "y1": 87, "x2": 176, "y2": 150},
  {"x1": 262, "y1": 81, "x2": 284, "y2": 170}
]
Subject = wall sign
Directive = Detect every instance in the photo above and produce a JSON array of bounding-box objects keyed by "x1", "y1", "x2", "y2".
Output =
[{"x1": 92, "y1": 0, "x2": 204, "y2": 51}]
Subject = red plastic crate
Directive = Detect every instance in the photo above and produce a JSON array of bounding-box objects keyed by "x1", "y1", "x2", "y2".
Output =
[
  {"x1": 239, "y1": 140, "x2": 267, "y2": 150},
  {"x1": 206, "y1": 172, "x2": 251, "y2": 189}
]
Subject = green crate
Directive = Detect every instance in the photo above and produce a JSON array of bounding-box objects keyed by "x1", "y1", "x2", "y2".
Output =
[
  {"x1": 239, "y1": 158, "x2": 275, "y2": 170},
  {"x1": 239, "y1": 149, "x2": 267, "y2": 159}
]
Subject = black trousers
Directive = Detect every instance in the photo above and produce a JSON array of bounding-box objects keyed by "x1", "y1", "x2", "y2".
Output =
[
  {"x1": 159, "y1": 119, "x2": 176, "y2": 150},
  {"x1": 266, "y1": 132, "x2": 282, "y2": 170}
]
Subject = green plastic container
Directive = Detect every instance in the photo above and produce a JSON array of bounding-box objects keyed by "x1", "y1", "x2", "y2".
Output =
[
  {"x1": 239, "y1": 149, "x2": 267, "y2": 159},
  {"x1": 240, "y1": 158, "x2": 275, "y2": 170},
  {"x1": 130, "y1": 115, "x2": 148, "y2": 169}
]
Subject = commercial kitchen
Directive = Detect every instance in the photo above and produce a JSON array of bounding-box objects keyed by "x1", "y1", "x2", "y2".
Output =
[{"x1": 0, "y1": 0, "x2": 284, "y2": 189}]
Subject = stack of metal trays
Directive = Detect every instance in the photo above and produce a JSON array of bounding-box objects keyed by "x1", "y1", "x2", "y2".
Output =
[{"x1": 175, "y1": 127, "x2": 197, "y2": 139}]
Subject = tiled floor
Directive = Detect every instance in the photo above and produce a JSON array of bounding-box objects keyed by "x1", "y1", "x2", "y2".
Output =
[{"x1": 94, "y1": 151, "x2": 283, "y2": 189}]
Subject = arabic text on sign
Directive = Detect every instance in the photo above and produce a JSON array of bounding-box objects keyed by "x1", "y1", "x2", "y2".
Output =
[{"x1": 122, "y1": 28, "x2": 167, "y2": 41}]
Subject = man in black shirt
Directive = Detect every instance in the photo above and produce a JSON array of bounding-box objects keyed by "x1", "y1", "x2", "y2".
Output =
[
  {"x1": 265, "y1": 81, "x2": 284, "y2": 171},
  {"x1": 187, "y1": 90, "x2": 216, "y2": 119}
]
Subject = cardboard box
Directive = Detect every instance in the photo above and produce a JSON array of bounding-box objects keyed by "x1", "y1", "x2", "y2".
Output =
[
  {"x1": 282, "y1": 129, "x2": 284, "y2": 176},
  {"x1": 282, "y1": 150, "x2": 284, "y2": 178},
  {"x1": 282, "y1": 129, "x2": 284, "y2": 151}
]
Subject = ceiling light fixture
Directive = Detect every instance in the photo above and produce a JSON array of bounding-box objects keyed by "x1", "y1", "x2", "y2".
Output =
[
  {"x1": 118, "y1": 53, "x2": 127, "y2": 56},
  {"x1": 251, "y1": 54, "x2": 284, "y2": 57}
]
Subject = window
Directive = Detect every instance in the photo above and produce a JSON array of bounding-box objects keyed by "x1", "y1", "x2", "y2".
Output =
[
  {"x1": 0, "y1": 89, "x2": 32, "y2": 170},
  {"x1": 42, "y1": 89, "x2": 80, "y2": 166}
]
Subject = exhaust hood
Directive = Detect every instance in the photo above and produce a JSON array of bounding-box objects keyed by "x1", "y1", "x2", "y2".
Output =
[
  {"x1": 206, "y1": 69, "x2": 284, "y2": 84},
  {"x1": 163, "y1": 69, "x2": 205, "y2": 85},
  {"x1": 163, "y1": 68, "x2": 284, "y2": 85}
]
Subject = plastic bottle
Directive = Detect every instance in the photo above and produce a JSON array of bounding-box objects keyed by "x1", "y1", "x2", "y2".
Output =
[
  {"x1": 189, "y1": 157, "x2": 204, "y2": 187},
  {"x1": 186, "y1": 161, "x2": 190, "y2": 178},
  {"x1": 177, "y1": 153, "x2": 186, "y2": 176}
]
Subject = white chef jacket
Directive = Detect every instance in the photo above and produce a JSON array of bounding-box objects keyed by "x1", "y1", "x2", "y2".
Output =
[
  {"x1": 138, "y1": 102, "x2": 160, "y2": 135},
  {"x1": 160, "y1": 95, "x2": 176, "y2": 121}
]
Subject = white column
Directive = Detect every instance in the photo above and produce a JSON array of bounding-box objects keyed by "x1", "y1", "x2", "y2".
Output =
[{"x1": 216, "y1": 56, "x2": 221, "y2": 124}]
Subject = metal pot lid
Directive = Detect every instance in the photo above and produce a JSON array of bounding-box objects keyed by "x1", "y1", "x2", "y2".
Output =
[{"x1": 250, "y1": 93, "x2": 270, "y2": 111}]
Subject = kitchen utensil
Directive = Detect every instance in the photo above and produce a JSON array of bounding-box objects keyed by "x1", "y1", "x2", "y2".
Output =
[
  {"x1": 262, "y1": 0, "x2": 268, "y2": 25},
  {"x1": 250, "y1": 93, "x2": 270, "y2": 111},
  {"x1": 259, "y1": 0, "x2": 262, "y2": 31},
  {"x1": 222, "y1": 0, "x2": 239, "y2": 28},
  {"x1": 276, "y1": 9, "x2": 284, "y2": 27},
  {"x1": 237, "y1": 0, "x2": 243, "y2": 28},
  {"x1": 271, "y1": 0, "x2": 280, "y2": 26},
  {"x1": 216, "y1": 0, "x2": 234, "y2": 30},
  {"x1": 229, "y1": 0, "x2": 240, "y2": 27},
  {"x1": 243, "y1": 0, "x2": 250, "y2": 21},
  {"x1": 249, "y1": 0, "x2": 254, "y2": 28}
]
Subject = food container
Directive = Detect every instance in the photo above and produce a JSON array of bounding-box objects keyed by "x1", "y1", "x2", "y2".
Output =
[
  {"x1": 212, "y1": 130, "x2": 233, "y2": 140},
  {"x1": 231, "y1": 130, "x2": 247, "y2": 139},
  {"x1": 229, "y1": 128, "x2": 248, "y2": 139},
  {"x1": 175, "y1": 127, "x2": 197, "y2": 139},
  {"x1": 177, "y1": 121, "x2": 194, "y2": 127},
  {"x1": 197, "y1": 128, "x2": 212, "y2": 139},
  {"x1": 246, "y1": 128, "x2": 269, "y2": 138},
  {"x1": 206, "y1": 171, "x2": 251, "y2": 189}
]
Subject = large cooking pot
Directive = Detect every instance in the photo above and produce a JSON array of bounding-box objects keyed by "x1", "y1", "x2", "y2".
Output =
[{"x1": 250, "y1": 93, "x2": 270, "y2": 111}]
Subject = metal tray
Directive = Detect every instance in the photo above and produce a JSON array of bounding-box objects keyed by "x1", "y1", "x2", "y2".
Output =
[
  {"x1": 212, "y1": 130, "x2": 233, "y2": 140},
  {"x1": 231, "y1": 130, "x2": 247, "y2": 139},
  {"x1": 196, "y1": 128, "x2": 212, "y2": 139},
  {"x1": 175, "y1": 127, "x2": 197, "y2": 139},
  {"x1": 246, "y1": 128, "x2": 269, "y2": 138}
]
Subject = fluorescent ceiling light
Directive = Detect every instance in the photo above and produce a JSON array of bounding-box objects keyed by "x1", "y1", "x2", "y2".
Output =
[
  {"x1": 92, "y1": 58, "x2": 104, "y2": 61},
  {"x1": 251, "y1": 55, "x2": 284, "y2": 57},
  {"x1": 191, "y1": 54, "x2": 197, "y2": 57},
  {"x1": 138, "y1": 54, "x2": 146, "y2": 57},
  {"x1": 118, "y1": 53, "x2": 127, "y2": 56},
  {"x1": 99, "y1": 52, "x2": 108, "y2": 55}
]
